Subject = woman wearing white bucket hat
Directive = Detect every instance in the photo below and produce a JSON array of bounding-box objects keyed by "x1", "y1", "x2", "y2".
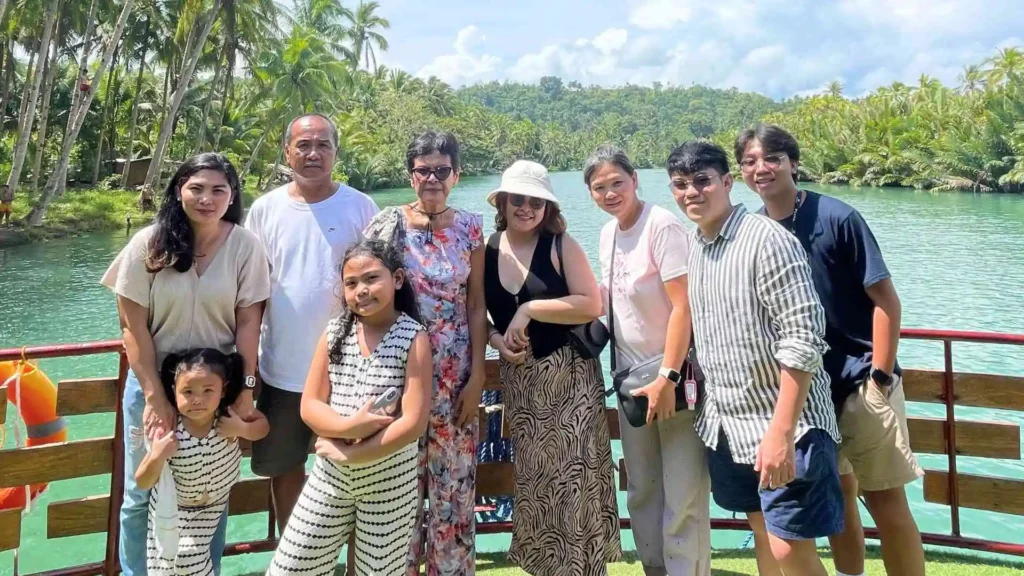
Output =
[{"x1": 483, "y1": 160, "x2": 621, "y2": 576}]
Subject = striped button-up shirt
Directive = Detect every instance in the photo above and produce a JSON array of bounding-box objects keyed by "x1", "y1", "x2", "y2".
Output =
[{"x1": 689, "y1": 204, "x2": 840, "y2": 464}]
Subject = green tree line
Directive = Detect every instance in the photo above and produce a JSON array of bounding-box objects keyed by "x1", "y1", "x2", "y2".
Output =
[{"x1": 1, "y1": 0, "x2": 1022, "y2": 230}]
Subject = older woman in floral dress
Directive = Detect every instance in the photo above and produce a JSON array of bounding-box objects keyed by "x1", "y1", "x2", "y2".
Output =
[{"x1": 365, "y1": 131, "x2": 486, "y2": 576}]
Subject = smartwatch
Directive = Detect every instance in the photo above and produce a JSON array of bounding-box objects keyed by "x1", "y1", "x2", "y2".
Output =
[
  {"x1": 244, "y1": 375, "x2": 257, "y2": 390},
  {"x1": 870, "y1": 368, "x2": 893, "y2": 387},
  {"x1": 658, "y1": 366, "x2": 682, "y2": 384}
]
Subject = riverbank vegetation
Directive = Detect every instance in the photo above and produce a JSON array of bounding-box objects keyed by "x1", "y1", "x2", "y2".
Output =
[{"x1": 1, "y1": 1, "x2": 1023, "y2": 238}]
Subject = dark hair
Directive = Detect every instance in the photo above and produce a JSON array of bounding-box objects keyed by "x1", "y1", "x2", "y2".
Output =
[
  {"x1": 493, "y1": 193, "x2": 566, "y2": 235},
  {"x1": 329, "y1": 239, "x2": 423, "y2": 362},
  {"x1": 146, "y1": 153, "x2": 242, "y2": 273},
  {"x1": 160, "y1": 348, "x2": 245, "y2": 413},
  {"x1": 406, "y1": 131, "x2": 461, "y2": 173},
  {"x1": 666, "y1": 140, "x2": 732, "y2": 177},
  {"x1": 735, "y1": 123, "x2": 801, "y2": 182},
  {"x1": 285, "y1": 114, "x2": 339, "y2": 149},
  {"x1": 583, "y1": 144, "x2": 635, "y2": 187}
]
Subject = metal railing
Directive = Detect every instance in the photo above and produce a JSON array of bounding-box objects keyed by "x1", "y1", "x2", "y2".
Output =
[{"x1": 1, "y1": 327, "x2": 1023, "y2": 575}]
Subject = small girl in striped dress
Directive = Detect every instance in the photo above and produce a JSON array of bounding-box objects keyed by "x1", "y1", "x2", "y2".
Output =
[
  {"x1": 268, "y1": 238, "x2": 432, "y2": 576},
  {"x1": 135, "y1": 349, "x2": 270, "y2": 576}
]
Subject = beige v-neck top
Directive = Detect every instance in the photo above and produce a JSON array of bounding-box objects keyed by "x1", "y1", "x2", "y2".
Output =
[{"x1": 101, "y1": 224, "x2": 271, "y2": 366}]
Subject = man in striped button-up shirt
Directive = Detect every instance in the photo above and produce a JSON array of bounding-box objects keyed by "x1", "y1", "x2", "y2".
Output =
[{"x1": 667, "y1": 140, "x2": 842, "y2": 576}]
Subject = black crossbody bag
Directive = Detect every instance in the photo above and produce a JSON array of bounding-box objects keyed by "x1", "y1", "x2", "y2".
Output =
[{"x1": 605, "y1": 232, "x2": 703, "y2": 428}]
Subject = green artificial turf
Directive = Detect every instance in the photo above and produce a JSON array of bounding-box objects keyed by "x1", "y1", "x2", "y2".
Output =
[{"x1": 238, "y1": 547, "x2": 1024, "y2": 575}]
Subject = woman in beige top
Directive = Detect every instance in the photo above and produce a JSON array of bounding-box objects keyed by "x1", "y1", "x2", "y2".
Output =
[{"x1": 100, "y1": 153, "x2": 270, "y2": 576}]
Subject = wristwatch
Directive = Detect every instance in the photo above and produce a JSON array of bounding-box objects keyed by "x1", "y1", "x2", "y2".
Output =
[
  {"x1": 244, "y1": 375, "x2": 257, "y2": 390},
  {"x1": 658, "y1": 366, "x2": 682, "y2": 384},
  {"x1": 870, "y1": 368, "x2": 893, "y2": 387}
]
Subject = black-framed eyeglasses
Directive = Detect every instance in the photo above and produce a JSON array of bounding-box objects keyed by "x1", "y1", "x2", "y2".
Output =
[
  {"x1": 411, "y1": 166, "x2": 453, "y2": 181},
  {"x1": 739, "y1": 153, "x2": 788, "y2": 172},
  {"x1": 508, "y1": 194, "x2": 546, "y2": 209},
  {"x1": 669, "y1": 173, "x2": 719, "y2": 192}
]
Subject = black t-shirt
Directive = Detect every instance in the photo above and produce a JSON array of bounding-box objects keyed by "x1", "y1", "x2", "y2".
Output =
[{"x1": 762, "y1": 191, "x2": 898, "y2": 409}]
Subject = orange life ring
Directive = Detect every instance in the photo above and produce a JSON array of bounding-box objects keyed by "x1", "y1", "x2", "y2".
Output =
[{"x1": 0, "y1": 360, "x2": 68, "y2": 511}]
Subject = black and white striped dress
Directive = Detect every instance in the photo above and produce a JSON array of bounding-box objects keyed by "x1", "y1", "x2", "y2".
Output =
[
  {"x1": 268, "y1": 313, "x2": 423, "y2": 576},
  {"x1": 146, "y1": 417, "x2": 241, "y2": 576}
]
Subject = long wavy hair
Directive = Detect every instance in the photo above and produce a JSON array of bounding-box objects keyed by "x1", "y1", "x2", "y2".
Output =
[
  {"x1": 328, "y1": 239, "x2": 422, "y2": 363},
  {"x1": 146, "y1": 153, "x2": 243, "y2": 273}
]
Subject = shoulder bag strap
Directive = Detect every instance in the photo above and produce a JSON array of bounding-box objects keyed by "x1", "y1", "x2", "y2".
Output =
[
  {"x1": 607, "y1": 232, "x2": 617, "y2": 374},
  {"x1": 555, "y1": 233, "x2": 565, "y2": 277}
]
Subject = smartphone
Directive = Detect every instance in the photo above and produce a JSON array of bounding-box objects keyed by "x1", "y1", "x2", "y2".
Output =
[{"x1": 371, "y1": 387, "x2": 400, "y2": 415}]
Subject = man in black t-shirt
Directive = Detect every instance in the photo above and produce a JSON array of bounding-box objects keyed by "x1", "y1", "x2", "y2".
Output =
[{"x1": 737, "y1": 124, "x2": 924, "y2": 576}]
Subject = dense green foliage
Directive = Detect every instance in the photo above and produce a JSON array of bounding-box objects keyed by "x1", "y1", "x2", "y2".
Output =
[
  {"x1": 1, "y1": 0, "x2": 1023, "y2": 235},
  {"x1": 757, "y1": 58, "x2": 1024, "y2": 192}
]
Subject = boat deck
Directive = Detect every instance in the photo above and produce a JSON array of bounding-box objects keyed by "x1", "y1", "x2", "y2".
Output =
[{"x1": 2, "y1": 328, "x2": 1024, "y2": 576}]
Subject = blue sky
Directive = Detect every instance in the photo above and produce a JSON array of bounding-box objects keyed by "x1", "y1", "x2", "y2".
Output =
[{"x1": 320, "y1": 0, "x2": 1024, "y2": 99}]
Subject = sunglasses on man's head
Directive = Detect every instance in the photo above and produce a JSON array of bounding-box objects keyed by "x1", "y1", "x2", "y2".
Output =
[
  {"x1": 411, "y1": 166, "x2": 453, "y2": 181},
  {"x1": 507, "y1": 194, "x2": 546, "y2": 209}
]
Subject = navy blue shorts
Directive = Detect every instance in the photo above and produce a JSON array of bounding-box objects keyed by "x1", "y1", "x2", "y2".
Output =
[{"x1": 707, "y1": 428, "x2": 844, "y2": 540}]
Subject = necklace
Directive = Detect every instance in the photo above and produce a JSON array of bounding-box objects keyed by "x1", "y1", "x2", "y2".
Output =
[
  {"x1": 408, "y1": 203, "x2": 451, "y2": 241},
  {"x1": 785, "y1": 190, "x2": 804, "y2": 231}
]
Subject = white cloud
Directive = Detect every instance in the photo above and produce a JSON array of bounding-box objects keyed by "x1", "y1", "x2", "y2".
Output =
[
  {"x1": 508, "y1": 28, "x2": 667, "y2": 84},
  {"x1": 616, "y1": 0, "x2": 1024, "y2": 97},
  {"x1": 628, "y1": 0, "x2": 695, "y2": 30},
  {"x1": 415, "y1": 26, "x2": 502, "y2": 86},
  {"x1": 592, "y1": 28, "x2": 628, "y2": 55},
  {"x1": 405, "y1": 1, "x2": 1024, "y2": 99}
]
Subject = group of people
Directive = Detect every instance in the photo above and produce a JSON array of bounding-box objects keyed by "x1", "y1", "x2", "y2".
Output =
[{"x1": 100, "y1": 112, "x2": 925, "y2": 576}]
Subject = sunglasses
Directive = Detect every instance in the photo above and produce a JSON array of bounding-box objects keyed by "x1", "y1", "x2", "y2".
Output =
[
  {"x1": 507, "y1": 194, "x2": 546, "y2": 210},
  {"x1": 411, "y1": 166, "x2": 453, "y2": 181},
  {"x1": 670, "y1": 173, "x2": 719, "y2": 192}
]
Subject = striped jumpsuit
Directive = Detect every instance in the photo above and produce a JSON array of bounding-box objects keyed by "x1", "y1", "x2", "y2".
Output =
[
  {"x1": 146, "y1": 418, "x2": 241, "y2": 576},
  {"x1": 268, "y1": 313, "x2": 423, "y2": 576}
]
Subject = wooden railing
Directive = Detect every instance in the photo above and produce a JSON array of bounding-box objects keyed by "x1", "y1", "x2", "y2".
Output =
[{"x1": 1, "y1": 328, "x2": 1024, "y2": 576}]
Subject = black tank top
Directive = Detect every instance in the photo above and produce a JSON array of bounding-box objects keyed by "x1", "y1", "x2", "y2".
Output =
[{"x1": 484, "y1": 232, "x2": 570, "y2": 359}]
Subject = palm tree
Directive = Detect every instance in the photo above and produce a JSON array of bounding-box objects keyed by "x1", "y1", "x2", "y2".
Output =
[
  {"x1": 121, "y1": 9, "x2": 155, "y2": 184},
  {"x1": 5, "y1": 0, "x2": 61, "y2": 196},
  {"x1": 291, "y1": 0, "x2": 355, "y2": 61},
  {"x1": 139, "y1": 0, "x2": 223, "y2": 208},
  {"x1": 985, "y1": 47, "x2": 1024, "y2": 87},
  {"x1": 344, "y1": 1, "x2": 389, "y2": 71},
  {"x1": 27, "y1": 0, "x2": 136, "y2": 225},
  {"x1": 959, "y1": 64, "x2": 985, "y2": 95},
  {"x1": 248, "y1": 25, "x2": 352, "y2": 187}
]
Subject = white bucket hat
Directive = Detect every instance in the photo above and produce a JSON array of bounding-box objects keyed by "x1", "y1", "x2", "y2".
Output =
[{"x1": 486, "y1": 160, "x2": 559, "y2": 207}]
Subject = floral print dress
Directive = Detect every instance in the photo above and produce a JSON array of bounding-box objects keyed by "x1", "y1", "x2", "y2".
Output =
[{"x1": 365, "y1": 206, "x2": 484, "y2": 576}]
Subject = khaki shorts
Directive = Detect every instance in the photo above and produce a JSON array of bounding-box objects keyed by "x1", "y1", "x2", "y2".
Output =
[{"x1": 837, "y1": 374, "x2": 924, "y2": 492}]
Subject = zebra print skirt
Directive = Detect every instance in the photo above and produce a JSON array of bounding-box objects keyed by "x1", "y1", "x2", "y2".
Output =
[{"x1": 501, "y1": 343, "x2": 622, "y2": 576}]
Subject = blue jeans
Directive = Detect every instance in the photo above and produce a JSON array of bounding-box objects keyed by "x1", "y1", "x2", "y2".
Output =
[{"x1": 120, "y1": 370, "x2": 228, "y2": 575}]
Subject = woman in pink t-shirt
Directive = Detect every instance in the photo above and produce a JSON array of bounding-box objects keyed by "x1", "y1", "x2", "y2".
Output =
[{"x1": 585, "y1": 144, "x2": 711, "y2": 576}]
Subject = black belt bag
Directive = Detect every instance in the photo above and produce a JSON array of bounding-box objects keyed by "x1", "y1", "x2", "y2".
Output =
[{"x1": 605, "y1": 231, "x2": 703, "y2": 428}]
